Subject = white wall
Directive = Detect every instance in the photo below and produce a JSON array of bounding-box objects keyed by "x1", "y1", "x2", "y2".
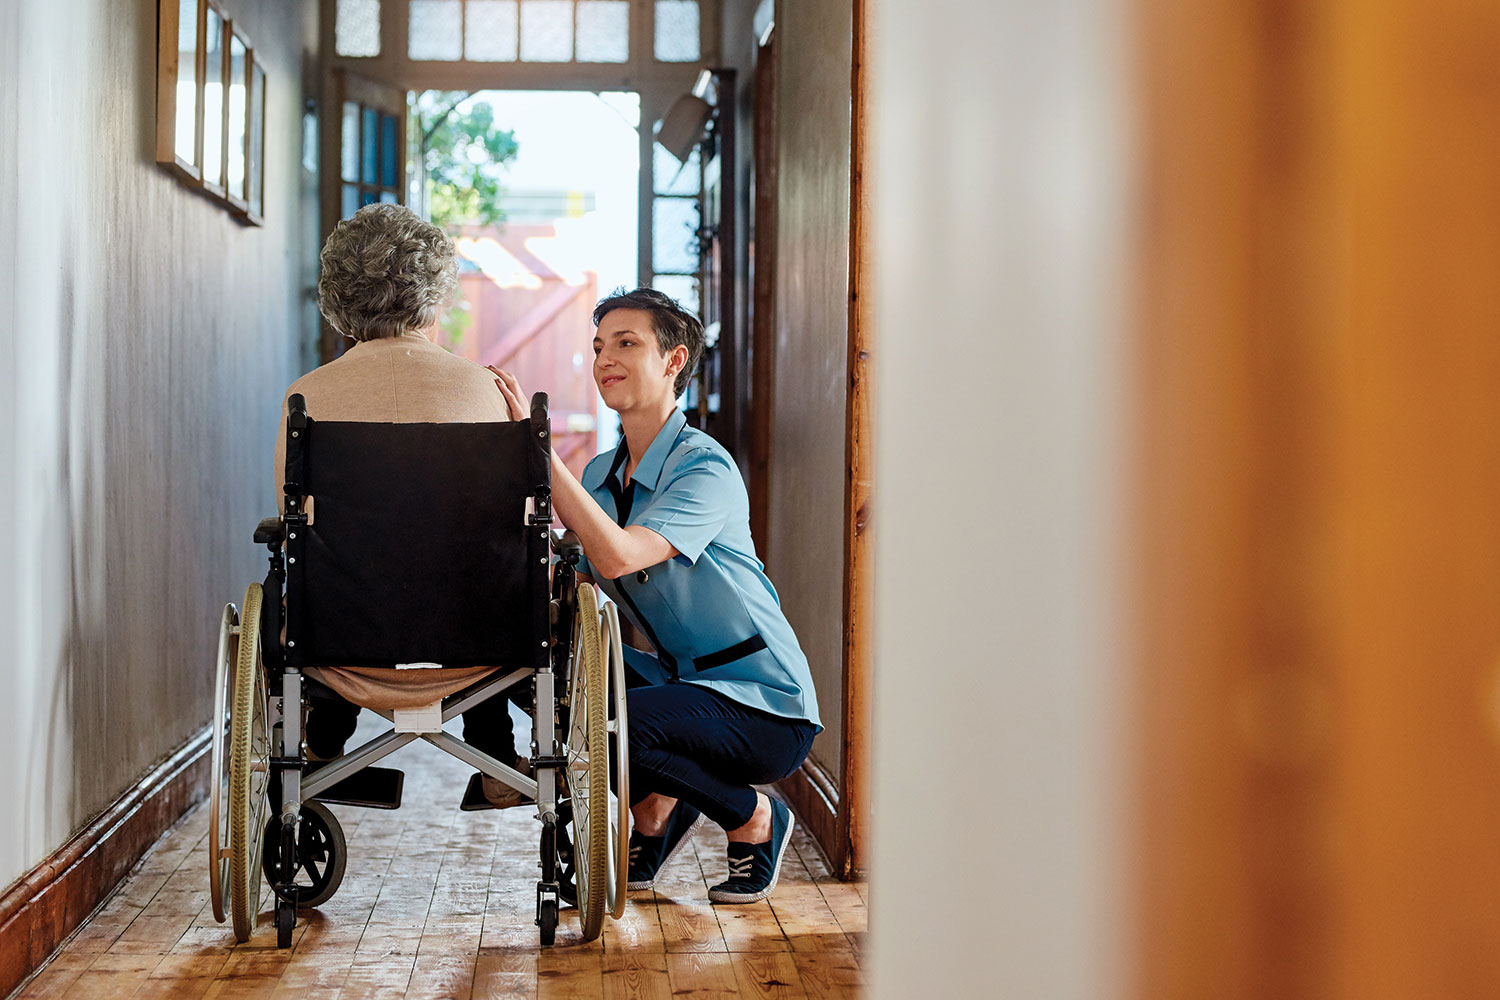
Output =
[
  {"x1": 866, "y1": 0, "x2": 1133, "y2": 996},
  {"x1": 0, "y1": 0, "x2": 315, "y2": 889}
]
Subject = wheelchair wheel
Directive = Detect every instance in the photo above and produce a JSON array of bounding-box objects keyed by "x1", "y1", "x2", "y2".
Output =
[
  {"x1": 207, "y1": 603, "x2": 238, "y2": 924},
  {"x1": 600, "y1": 602, "x2": 630, "y2": 919},
  {"x1": 229, "y1": 583, "x2": 272, "y2": 943},
  {"x1": 565, "y1": 584, "x2": 610, "y2": 941},
  {"x1": 262, "y1": 800, "x2": 346, "y2": 908}
]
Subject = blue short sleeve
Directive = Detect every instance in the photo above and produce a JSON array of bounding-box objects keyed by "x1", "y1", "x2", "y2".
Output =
[{"x1": 634, "y1": 448, "x2": 736, "y2": 566}]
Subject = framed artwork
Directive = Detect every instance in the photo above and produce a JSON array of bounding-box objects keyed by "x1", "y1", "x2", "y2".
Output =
[
  {"x1": 155, "y1": 0, "x2": 203, "y2": 181},
  {"x1": 200, "y1": 0, "x2": 228, "y2": 198},
  {"x1": 225, "y1": 24, "x2": 251, "y2": 212},
  {"x1": 156, "y1": 0, "x2": 267, "y2": 222},
  {"x1": 246, "y1": 56, "x2": 266, "y2": 224}
]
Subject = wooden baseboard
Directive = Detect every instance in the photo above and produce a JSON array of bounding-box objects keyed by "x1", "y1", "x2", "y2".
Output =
[
  {"x1": 0, "y1": 728, "x2": 210, "y2": 996},
  {"x1": 777, "y1": 756, "x2": 842, "y2": 873}
]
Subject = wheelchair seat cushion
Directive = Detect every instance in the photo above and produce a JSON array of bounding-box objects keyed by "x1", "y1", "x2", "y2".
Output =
[{"x1": 304, "y1": 665, "x2": 500, "y2": 711}]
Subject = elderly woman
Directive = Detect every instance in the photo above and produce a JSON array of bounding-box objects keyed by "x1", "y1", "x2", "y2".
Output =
[{"x1": 273, "y1": 203, "x2": 524, "y2": 807}]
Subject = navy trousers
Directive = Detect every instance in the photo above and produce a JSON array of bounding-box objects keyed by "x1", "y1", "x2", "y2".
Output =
[{"x1": 625, "y1": 674, "x2": 818, "y2": 831}]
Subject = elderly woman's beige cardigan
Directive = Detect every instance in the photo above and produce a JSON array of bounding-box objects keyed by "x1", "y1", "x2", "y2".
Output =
[{"x1": 272, "y1": 331, "x2": 514, "y2": 710}]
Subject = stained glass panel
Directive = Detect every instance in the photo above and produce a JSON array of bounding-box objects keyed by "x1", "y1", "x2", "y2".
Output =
[
  {"x1": 653, "y1": 197, "x2": 699, "y2": 274},
  {"x1": 576, "y1": 1, "x2": 628, "y2": 63},
  {"x1": 341, "y1": 102, "x2": 360, "y2": 182},
  {"x1": 654, "y1": 144, "x2": 699, "y2": 196},
  {"x1": 651, "y1": 274, "x2": 699, "y2": 314},
  {"x1": 362, "y1": 107, "x2": 378, "y2": 184},
  {"x1": 465, "y1": 0, "x2": 518, "y2": 61},
  {"x1": 336, "y1": 0, "x2": 381, "y2": 57},
  {"x1": 654, "y1": 0, "x2": 699, "y2": 62},
  {"x1": 520, "y1": 0, "x2": 572, "y2": 62},
  {"x1": 380, "y1": 114, "x2": 399, "y2": 188},
  {"x1": 410, "y1": 0, "x2": 463, "y2": 60}
]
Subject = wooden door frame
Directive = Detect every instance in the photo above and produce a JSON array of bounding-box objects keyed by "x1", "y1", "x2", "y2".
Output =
[{"x1": 772, "y1": 0, "x2": 871, "y2": 881}]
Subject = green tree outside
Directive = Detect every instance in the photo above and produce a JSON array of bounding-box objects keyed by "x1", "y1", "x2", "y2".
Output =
[{"x1": 412, "y1": 91, "x2": 520, "y2": 349}]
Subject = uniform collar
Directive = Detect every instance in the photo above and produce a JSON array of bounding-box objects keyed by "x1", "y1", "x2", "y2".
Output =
[
  {"x1": 631, "y1": 408, "x2": 688, "y2": 491},
  {"x1": 588, "y1": 408, "x2": 687, "y2": 493}
]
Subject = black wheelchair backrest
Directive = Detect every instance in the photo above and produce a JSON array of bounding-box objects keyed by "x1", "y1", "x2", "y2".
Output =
[{"x1": 280, "y1": 394, "x2": 552, "y2": 670}]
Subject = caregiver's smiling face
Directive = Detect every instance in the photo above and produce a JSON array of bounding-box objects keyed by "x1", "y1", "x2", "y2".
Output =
[{"x1": 593, "y1": 307, "x2": 676, "y2": 412}]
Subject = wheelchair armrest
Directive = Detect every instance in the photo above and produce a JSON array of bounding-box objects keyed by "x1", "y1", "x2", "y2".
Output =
[
  {"x1": 253, "y1": 517, "x2": 284, "y2": 545},
  {"x1": 555, "y1": 529, "x2": 583, "y2": 566}
]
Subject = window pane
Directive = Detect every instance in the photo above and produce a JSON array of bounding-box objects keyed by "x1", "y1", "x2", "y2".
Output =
[
  {"x1": 651, "y1": 274, "x2": 699, "y2": 315},
  {"x1": 336, "y1": 0, "x2": 382, "y2": 57},
  {"x1": 380, "y1": 113, "x2": 399, "y2": 187},
  {"x1": 465, "y1": 0, "x2": 518, "y2": 61},
  {"x1": 226, "y1": 34, "x2": 248, "y2": 199},
  {"x1": 341, "y1": 101, "x2": 360, "y2": 182},
  {"x1": 202, "y1": 7, "x2": 224, "y2": 187},
  {"x1": 410, "y1": 0, "x2": 463, "y2": 60},
  {"x1": 362, "y1": 107, "x2": 378, "y2": 184},
  {"x1": 654, "y1": 0, "x2": 699, "y2": 62},
  {"x1": 362, "y1": 189, "x2": 380, "y2": 208},
  {"x1": 653, "y1": 197, "x2": 699, "y2": 274},
  {"x1": 174, "y1": 0, "x2": 199, "y2": 166},
  {"x1": 343, "y1": 183, "x2": 361, "y2": 219},
  {"x1": 576, "y1": 1, "x2": 628, "y2": 63},
  {"x1": 248, "y1": 62, "x2": 265, "y2": 216},
  {"x1": 520, "y1": 0, "x2": 572, "y2": 62},
  {"x1": 654, "y1": 144, "x2": 699, "y2": 196},
  {"x1": 380, "y1": 190, "x2": 400, "y2": 204}
]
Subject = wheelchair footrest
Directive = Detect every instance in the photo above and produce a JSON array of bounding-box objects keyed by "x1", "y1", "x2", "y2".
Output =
[{"x1": 310, "y1": 765, "x2": 404, "y2": 809}]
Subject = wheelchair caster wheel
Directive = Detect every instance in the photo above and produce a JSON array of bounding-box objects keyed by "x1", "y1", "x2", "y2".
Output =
[
  {"x1": 275, "y1": 899, "x2": 295, "y2": 949},
  {"x1": 538, "y1": 897, "x2": 558, "y2": 946},
  {"x1": 262, "y1": 800, "x2": 346, "y2": 908}
]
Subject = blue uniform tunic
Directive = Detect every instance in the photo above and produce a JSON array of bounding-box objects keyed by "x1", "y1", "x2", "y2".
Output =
[{"x1": 574, "y1": 409, "x2": 822, "y2": 730}]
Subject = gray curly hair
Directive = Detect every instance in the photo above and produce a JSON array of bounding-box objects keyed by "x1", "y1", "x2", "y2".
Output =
[{"x1": 317, "y1": 203, "x2": 458, "y2": 341}]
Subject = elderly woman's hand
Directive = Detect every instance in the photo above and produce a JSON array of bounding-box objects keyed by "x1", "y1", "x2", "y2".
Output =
[{"x1": 488, "y1": 366, "x2": 530, "y2": 422}]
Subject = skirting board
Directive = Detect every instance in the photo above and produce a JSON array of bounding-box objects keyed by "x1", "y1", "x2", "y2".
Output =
[
  {"x1": 777, "y1": 756, "x2": 842, "y2": 873},
  {"x1": 0, "y1": 728, "x2": 210, "y2": 997}
]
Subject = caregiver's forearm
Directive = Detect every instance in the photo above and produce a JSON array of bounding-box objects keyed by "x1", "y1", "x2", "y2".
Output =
[{"x1": 550, "y1": 451, "x2": 677, "y2": 579}]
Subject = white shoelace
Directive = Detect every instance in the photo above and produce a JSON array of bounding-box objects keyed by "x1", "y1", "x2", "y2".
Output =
[{"x1": 727, "y1": 856, "x2": 754, "y2": 879}]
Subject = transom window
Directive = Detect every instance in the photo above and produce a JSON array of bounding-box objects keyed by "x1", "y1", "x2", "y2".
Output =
[{"x1": 334, "y1": 0, "x2": 702, "y2": 64}]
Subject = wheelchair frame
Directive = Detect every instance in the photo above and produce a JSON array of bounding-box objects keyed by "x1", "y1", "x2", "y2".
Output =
[{"x1": 211, "y1": 392, "x2": 625, "y2": 949}]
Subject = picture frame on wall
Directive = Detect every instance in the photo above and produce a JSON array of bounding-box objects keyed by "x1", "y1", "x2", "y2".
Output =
[
  {"x1": 200, "y1": 0, "x2": 228, "y2": 199},
  {"x1": 155, "y1": 0, "x2": 266, "y2": 223},
  {"x1": 246, "y1": 56, "x2": 266, "y2": 225},
  {"x1": 155, "y1": 0, "x2": 204, "y2": 181},
  {"x1": 225, "y1": 24, "x2": 251, "y2": 213}
]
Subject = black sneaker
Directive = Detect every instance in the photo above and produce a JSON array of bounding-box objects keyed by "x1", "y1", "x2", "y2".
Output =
[
  {"x1": 627, "y1": 803, "x2": 705, "y2": 890},
  {"x1": 708, "y1": 798, "x2": 795, "y2": 904}
]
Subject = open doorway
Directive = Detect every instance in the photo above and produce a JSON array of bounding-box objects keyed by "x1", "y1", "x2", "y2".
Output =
[{"x1": 407, "y1": 88, "x2": 641, "y2": 472}]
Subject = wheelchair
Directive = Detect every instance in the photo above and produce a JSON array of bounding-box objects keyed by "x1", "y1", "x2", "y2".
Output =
[{"x1": 206, "y1": 392, "x2": 629, "y2": 948}]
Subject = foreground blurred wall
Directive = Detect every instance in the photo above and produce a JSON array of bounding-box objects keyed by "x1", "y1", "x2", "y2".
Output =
[
  {"x1": 1135, "y1": 0, "x2": 1500, "y2": 996},
  {"x1": 0, "y1": 0, "x2": 315, "y2": 889},
  {"x1": 866, "y1": 0, "x2": 1133, "y2": 996}
]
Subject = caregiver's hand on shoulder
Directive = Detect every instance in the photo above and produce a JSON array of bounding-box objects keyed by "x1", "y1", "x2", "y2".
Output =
[{"x1": 488, "y1": 366, "x2": 530, "y2": 422}]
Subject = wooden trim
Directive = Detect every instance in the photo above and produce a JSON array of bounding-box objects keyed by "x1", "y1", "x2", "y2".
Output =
[
  {"x1": 836, "y1": 0, "x2": 872, "y2": 883},
  {"x1": 777, "y1": 757, "x2": 839, "y2": 866},
  {"x1": 747, "y1": 27, "x2": 777, "y2": 568},
  {"x1": 0, "y1": 729, "x2": 210, "y2": 997}
]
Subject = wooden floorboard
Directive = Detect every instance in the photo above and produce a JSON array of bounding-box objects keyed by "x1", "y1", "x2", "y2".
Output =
[{"x1": 14, "y1": 719, "x2": 867, "y2": 999}]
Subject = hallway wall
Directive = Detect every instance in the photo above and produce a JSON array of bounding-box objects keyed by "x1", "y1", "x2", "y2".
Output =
[
  {"x1": 0, "y1": 0, "x2": 317, "y2": 890},
  {"x1": 866, "y1": 0, "x2": 1132, "y2": 996},
  {"x1": 767, "y1": 0, "x2": 853, "y2": 777}
]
